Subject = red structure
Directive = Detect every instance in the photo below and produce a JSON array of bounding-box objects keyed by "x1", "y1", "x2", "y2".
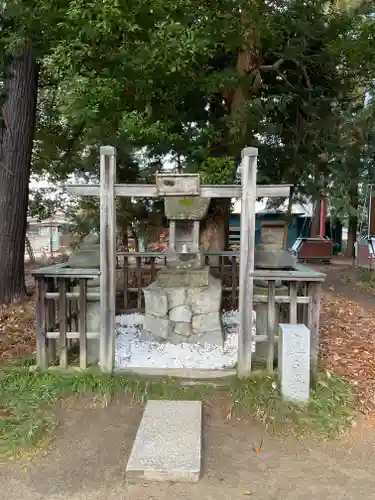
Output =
[{"x1": 291, "y1": 199, "x2": 333, "y2": 263}]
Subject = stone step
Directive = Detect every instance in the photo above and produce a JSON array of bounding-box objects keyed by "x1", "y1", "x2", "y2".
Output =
[{"x1": 126, "y1": 400, "x2": 202, "y2": 483}]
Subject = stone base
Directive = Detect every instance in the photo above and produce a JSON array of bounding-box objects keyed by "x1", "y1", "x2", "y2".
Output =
[
  {"x1": 165, "y1": 248, "x2": 205, "y2": 270},
  {"x1": 74, "y1": 282, "x2": 100, "y2": 364},
  {"x1": 157, "y1": 266, "x2": 210, "y2": 287},
  {"x1": 142, "y1": 274, "x2": 224, "y2": 346},
  {"x1": 254, "y1": 247, "x2": 296, "y2": 270}
]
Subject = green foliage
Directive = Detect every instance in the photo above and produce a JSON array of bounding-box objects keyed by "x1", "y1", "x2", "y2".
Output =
[
  {"x1": 0, "y1": 369, "x2": 212, "y2": 458},
  {"x1": 28, "y1": 190, "x2": 56, "y2": 221},
  {"x1": 0, "y1": 0, "x2": 375, "y2": 239},
  {"x1": 199, "y1": 156, "x2": 238, "y2": 185}
]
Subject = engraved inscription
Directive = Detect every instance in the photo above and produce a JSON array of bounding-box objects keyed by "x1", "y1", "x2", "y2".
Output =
[{"x1": 278, "y1": 324, "x2": 310, "y2": 404}]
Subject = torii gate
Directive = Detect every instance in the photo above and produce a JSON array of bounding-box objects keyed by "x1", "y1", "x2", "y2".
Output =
[{"x1": 67, "y1": 146, "x2": 291, "y2": 376}]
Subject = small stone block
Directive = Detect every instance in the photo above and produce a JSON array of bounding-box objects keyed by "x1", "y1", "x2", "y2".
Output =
[
  {"x1": 169, "y1": 305, "x2": 192, "y2": 323},
  {"x1": 126, "y1": 400, "x2": 202, "y2": 482},
  {"x1": 192, "y1": 312, "x2": 222, "y2": 333},
  {"x1": 143, "y1": 314, "x2": 172, "y2": 340},
  {"x1": 278, "y1": 324, "x2": 310, "y2": 404},
  {"x1": 143, "y1": 284, "x2": 168, "y2": 317}
]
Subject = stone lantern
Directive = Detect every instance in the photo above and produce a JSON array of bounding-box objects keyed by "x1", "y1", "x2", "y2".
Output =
[{"x1": 142, "y1": 174, "x2": 224, "y2": 345}]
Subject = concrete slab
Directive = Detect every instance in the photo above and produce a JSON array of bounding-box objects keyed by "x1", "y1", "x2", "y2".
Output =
[{"x1": 126, "y1": 400, "x2": 202, "y2": 483}]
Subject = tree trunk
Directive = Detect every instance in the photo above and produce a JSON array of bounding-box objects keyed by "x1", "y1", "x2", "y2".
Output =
[
  {"x1": 346, "y1": 190, "x2": 358, "y2": 259},
  {"x1": 310, "y1": 199, "x2": 321, "y2": 238},
  {"x1": 0, "y1": 43, "x2": 38, "y2": 304},
  {"x1": 200, "y1": 11, "x2": 258, "y2": 261},
  {"x1": 200, "y1": 199, "x2": 230, "y2": 266}
]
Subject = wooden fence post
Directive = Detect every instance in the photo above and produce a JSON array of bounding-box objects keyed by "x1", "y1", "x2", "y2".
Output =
[
  {"x1": 308, "y1": 282, "x2": 321, "y2": 374},
  {"x1": 35, "y1": 278, "x2": 47, "y2": 369},
  {"x1": 238, "y1": 147, "x2": 258, "y2": 378},
  {"x1": 100, "y1": 146, "x2": 117, "y2": 373}
]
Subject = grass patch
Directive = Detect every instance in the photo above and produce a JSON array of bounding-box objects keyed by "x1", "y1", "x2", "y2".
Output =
[
  {"x1": 356, "y1": 269, "x2": 375, "y2": 292},
  {"x1": 0, "y1": 366, "x2": 356, "y2": 459},
  {"x1": 232, "y1": 371, "x2": 357, "y2": 439},
  {"x1": 0, "y1": 368, "x2": 213, "y2": 459}
]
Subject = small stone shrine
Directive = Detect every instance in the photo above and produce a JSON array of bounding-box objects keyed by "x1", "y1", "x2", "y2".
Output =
[
  {"x1": 142, "y1": 174, "x2": 224, "y2": 346},
  {"x1": 254, "y1": 222, "x2": 297, "y2": 361}
]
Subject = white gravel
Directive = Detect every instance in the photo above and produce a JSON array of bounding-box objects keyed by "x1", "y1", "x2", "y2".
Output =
[{"x1": 115, "y1": 310, "x2": 256, "y2": 370}]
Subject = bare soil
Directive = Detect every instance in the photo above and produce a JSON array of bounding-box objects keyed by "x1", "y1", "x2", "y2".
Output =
[
  {"x1": 313, "y1": 257, "x2": 375, "y2": 310},
  {"x1": 1, "y1": 396, "x2": 375, "y2": 500}
]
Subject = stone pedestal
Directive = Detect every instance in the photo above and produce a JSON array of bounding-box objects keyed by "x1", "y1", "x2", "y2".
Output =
[
  {"x1": 86, "y1": 280, "x2": 100, "y2": 364},
  {"x1": 73, "y1": 278, "x2": 100, "y2": 365},
  {"x1": 68, "y1": 233, "x2": 101, "y2": 364},
  {"x1": 142, "y1": 271, "x2": 223, "y2": 346},
  {"x1": 253, "y1": 285, "x2": 288, "y2": 362}
]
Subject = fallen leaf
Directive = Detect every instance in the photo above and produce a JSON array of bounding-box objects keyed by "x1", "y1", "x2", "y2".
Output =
[{"x1": 225, "y1": 406, "x2": 233, "y2": 421}]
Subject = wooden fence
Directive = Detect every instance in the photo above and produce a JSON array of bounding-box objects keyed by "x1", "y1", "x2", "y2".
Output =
[
  {"x1": 116, "y1": 251, "x2": 239, "y2": 312},
  {"x1": 33, "y1": 253, "x2": 324, "y2": 374},
  {"x1": 33, "y1": 266, "x2": 100, "y2": 371}
]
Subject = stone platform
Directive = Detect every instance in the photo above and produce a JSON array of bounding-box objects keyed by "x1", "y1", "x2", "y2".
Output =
[{"x1": 126, "y1": 400, "x2": 202, "y2": 482}]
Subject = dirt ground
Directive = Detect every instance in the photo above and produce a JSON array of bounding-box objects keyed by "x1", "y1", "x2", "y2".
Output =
[
  {"x1": 1, "y1": 395, "x2": 375, "y2": 500},
  {"x1": 2, "y1": 258, "x2": 375, "y2": 499},
  {"x1": 314, "y1": 257, "x2": 375, "y2": 309}
]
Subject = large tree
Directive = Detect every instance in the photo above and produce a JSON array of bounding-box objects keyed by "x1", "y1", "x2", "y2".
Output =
[
  {"x1": 0, "y1": 0, "x2": 68, "y2": 303},
  {"x1": 0, "y1": 43, "x2": 38, "y2": 303}
]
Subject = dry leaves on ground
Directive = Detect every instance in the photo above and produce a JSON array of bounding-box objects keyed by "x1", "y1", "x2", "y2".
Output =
[
  {"x1": 320, "y1": 293, "x2": 375, "y2": 413},
  {"x1": 0, "y1": 299, "x2": 36, "y2": 361}
]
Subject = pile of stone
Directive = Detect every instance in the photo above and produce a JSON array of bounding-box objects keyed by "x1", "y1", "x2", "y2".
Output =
[{"x1": 143, "y1": 271, "x2": 223, "y2": 345}]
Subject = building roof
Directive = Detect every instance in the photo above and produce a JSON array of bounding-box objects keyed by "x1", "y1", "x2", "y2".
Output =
[{"x1": 232, "y1": 198, "x2": 313, "y2": 217}]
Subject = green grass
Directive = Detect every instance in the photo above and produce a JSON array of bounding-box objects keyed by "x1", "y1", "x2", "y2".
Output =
[
  {"x1": 0, "y1": 366, "x2": 213, "y2": 459},
  {"x1": 357, "y1": 268, "x2": 375, "y2": 292},
  {"x1": 233, "y1": 371, "x2": 357, "y2": 439},
  {"x1": 0, "y1": 362, "x2": 357, "y2": 460}
]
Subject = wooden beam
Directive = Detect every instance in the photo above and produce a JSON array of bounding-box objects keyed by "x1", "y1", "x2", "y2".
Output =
[
  {"x1": 32, "y1": 265, "x2": 100, "y2": 278},
  {"x1": 66, "y1": 183, "x2": 291, "y2": 199},
  {"x1": 238, "y1": 147, "x2": 257, "y2": 378},
  {"x1": 99, "y1": 146, "x2": 116, "y2": 374}
]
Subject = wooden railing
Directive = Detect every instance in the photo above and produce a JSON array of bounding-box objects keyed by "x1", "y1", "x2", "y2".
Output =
[
  {"x1": 116, "y1": 251, "x2": 239, "y2": 311},
  {"x1": 32, "y1": 252, "x2": 325, "y2": 374},
  {"x1": 33, "y1": 265, "x2": 100, "y2": 370}
]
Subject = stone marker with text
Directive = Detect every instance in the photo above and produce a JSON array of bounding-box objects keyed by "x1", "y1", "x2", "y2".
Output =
[{"x1": 278, "y1": 323, "x2": 310, "y2": 404}]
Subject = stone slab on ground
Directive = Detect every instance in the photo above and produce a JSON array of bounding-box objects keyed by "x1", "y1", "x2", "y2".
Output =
[{"x1": 126, "y1": 400, "x2": 202, "y2": 482}]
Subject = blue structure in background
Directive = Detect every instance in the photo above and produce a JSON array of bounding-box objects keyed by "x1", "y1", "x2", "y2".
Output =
[{"x1": 229, "y1": 212, "x2": 342, "y2": 252}]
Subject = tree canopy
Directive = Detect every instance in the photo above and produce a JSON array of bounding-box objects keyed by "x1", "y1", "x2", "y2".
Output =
[{"x1": 0, "y1": 0, "x2": 375, "y2": 301}]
